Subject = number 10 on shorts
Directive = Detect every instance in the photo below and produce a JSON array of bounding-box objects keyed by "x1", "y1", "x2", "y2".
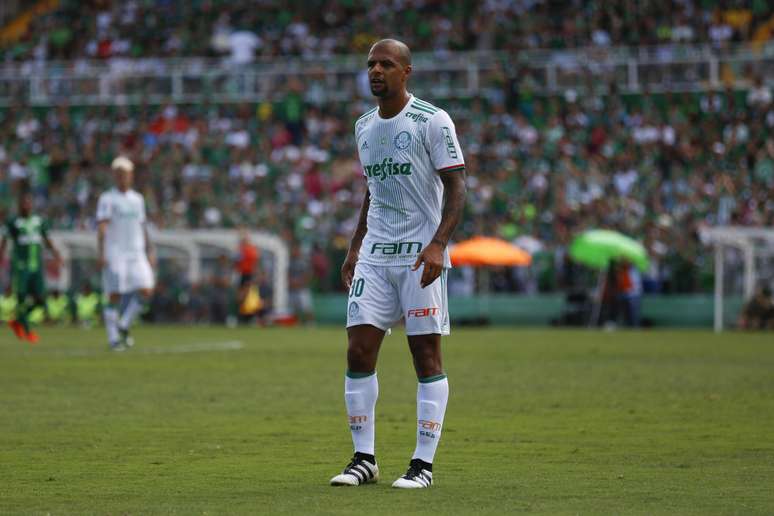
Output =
[{"x1": 349, "y1": 278, "x2": 364, "y2": 298}]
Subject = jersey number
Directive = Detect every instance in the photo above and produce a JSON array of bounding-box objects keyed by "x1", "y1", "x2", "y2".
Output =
[{"x1": 349, "y1": 278, "x2": 364, "y2": 298}]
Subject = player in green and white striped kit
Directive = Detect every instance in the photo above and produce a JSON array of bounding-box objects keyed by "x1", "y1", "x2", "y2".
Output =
[
  {"x1": 330, "y1": 39, "x2": 467, "y2": 489},
  {"x1": 0, "y1": 189, "x2": 62, "y2": 343}
]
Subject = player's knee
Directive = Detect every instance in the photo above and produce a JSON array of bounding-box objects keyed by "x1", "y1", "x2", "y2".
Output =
[
  {"x1": 347, "y1": 342, "x2": 376, "y2": 371},
  {"x1": 415, "y1": 362, "x2": 442, "y2": 378},
  {"x1": 412, "y1": 348, "x2": 442, "y2": 377}
]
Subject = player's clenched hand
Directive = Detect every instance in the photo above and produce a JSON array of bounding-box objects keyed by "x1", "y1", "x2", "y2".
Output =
[
  {"x1": 412, "y1": 241, "x2": 444, "y2": 288},
  {"x1": 97, "y1": 256, "x2": 106, "y2": 270},
  {"x1": 341, "y1": 252, "x2": 358, "y2": 289}
]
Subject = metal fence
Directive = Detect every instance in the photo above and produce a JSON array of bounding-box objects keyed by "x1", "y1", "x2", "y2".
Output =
[{"x1": 0, "y1": 43, "x2": 773, "y2": 106}]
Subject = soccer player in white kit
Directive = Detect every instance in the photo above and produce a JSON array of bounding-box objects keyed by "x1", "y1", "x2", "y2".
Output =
[
  {"x1": 330, "y1": 39, "x2": 467, "y2": 489},
  {"x1": 97, "y1": 157, "x2": 156, "y2": 351}
]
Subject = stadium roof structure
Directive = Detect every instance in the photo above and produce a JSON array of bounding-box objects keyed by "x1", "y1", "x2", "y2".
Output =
[{"x1": 701, "y1": 226, "x2": 774, "y2": 332}]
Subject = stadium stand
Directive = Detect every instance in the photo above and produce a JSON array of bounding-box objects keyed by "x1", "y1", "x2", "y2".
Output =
[
  {"x1": 3, "y1": 1, "x2": 773, "y2": 61},
  {"x1": 0, "y1": 1, "x2": 772, "y2": 308}
]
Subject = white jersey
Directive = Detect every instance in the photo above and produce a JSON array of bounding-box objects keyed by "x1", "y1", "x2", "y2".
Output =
[
  {"x1": 355, "y1": 94, "x2": 465, "y2": 267},
  {"x1": 96, "y1": 188, "x2": 148, "y2": 261}
]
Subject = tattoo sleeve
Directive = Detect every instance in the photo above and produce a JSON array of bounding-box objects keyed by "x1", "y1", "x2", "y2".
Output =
[{"x1": 432, "y1": 170, "x2": 467, "y2": 248}]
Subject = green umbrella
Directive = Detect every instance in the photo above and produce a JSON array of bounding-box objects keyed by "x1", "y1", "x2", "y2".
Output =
[{"x1": 570, "y1": 229, "x2": 649, "y2": 271}]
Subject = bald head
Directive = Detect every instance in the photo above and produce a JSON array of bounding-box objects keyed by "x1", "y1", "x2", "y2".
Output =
[
  {"x1": 367, "y1": 39, "x2": 412, "y2": 101},
  {"x1": 370, "y1": 39, "x2": 411, "y2": 68}
]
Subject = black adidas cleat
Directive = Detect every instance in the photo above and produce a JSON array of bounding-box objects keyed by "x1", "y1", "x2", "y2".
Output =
[
  {"x1": 330, "y1": 454, "x2": 379, "y2": 486},
  {"x1": 119, "y1": 327, "x2": 134, "y2": 348},
  {"x1": 392, "y1": 459, "x2": 433, "y2": 488}
]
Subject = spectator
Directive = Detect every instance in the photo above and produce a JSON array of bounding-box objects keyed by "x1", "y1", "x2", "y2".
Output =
[
  {"x1": 75, "y1": 284, "x2": 100, "y2": 327},
  {"x1": 738, "y1": 285, "x2": 774, "y2": 330},
  {"x1": 287, "y1": 243, "x2": 314, "y2": 325},
  {"x1": 234, "y1": 229, "x2": 260, "y2": 310},
  {"x1": 46, "y1": 289, "x2": 71, "y2": 325},
  {"x1": 747, "y1": 76, "x2": 772, "y2": 109},
  {"x1": 0, "y1": 286, "x2": 17, "y2": 322},
  {"x1": 616, "y1": 260, "x2": 643, "y2": 328}
]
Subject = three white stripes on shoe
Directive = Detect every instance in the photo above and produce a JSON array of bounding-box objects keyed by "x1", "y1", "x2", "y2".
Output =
[
  {"x1": 330, "y1": 457, "x2": 379, "y2": 486},
  {"x1": 332, "y1": 371, "x2": 448, "y2": 488}
]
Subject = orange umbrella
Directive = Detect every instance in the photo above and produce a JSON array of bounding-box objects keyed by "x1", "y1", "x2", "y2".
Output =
[{"x1": 450, "y1": 236, "x2": 532, "y2": 267}]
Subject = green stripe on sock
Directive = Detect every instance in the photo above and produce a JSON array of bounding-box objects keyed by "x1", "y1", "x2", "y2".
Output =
[
  {"x1": 346, "y1": 370, "x2": 376, "y2": 379},
  {"x1": 418, "y1": 374, "x2": 447, "y2": 383}
]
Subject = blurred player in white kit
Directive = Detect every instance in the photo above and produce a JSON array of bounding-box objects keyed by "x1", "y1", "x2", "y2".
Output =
[{"x1": 97, "y1": 156, "x2": 156, "y2": 351}]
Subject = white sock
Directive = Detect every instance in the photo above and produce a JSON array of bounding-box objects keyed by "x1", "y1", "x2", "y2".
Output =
[
  {"x1": 119, "y1": 294, "x2": 144, "y2": 330},
  {"x1": 412, "y1": 375, "x2": 449, "y2": 464},
  {"x1": 344, "y1": 372, "x2": 378, "y2": 457},
  {"x1": 103, "y1": 305, "x2": 120, "y2": 344}
]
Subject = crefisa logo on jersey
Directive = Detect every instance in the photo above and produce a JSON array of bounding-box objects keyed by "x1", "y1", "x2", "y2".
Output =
[
  {"x1": 394, "y1": 131, "x2": 412, "y2": 149},
  {"x1": 405, "y1": 111, "x2": 429, "y2": 123},
  {"x1": 364, "y1": 158, "x2": 413, "y2": 181}
]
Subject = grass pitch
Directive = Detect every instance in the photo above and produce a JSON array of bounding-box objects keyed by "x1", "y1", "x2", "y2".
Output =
[{"x1": 1, "y1": 326, "x2": 773, "y2": 515}]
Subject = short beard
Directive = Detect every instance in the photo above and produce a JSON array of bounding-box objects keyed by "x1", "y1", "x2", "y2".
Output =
[{"x1": 370, "y1": 85, "x2": 388, "y2": 97}]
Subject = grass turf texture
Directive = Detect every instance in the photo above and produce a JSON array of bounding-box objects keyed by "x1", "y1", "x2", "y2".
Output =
[{"x1": 1, "y1": 327, "x2": 773, "y2": 515}]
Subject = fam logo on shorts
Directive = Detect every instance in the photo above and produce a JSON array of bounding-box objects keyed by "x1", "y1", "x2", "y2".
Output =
[
  {"x1": 407, "y1": 307, "x2": 439, "y2": 318},
  {"x1": 394, "y1": 131, "x2": 412, "y2": 150},
  {"x1": 348, "y1": 301, "x2": 360, "y2": 318}
]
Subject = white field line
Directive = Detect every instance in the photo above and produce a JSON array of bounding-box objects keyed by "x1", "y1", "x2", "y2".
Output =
[{"x1": 25, "y1": 340, "x2": 244, "y2": 357}]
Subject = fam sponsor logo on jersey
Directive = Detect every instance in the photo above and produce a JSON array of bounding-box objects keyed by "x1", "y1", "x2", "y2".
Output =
[
  {"x1": 370, "y1": 241, "x2": 422, "y2": 255},
  {"x1": 405, "y1": 111, "x2": 429, "y2": 123},
  {"x1": 407, "y1": 307, "x2": 440, "y2": 318},
  {"x1": 441, "y1": 126, "x2": 458, "y2": 159},
  {"x1": 364, "y1": 158, "x2": 413, "y2": 181}
]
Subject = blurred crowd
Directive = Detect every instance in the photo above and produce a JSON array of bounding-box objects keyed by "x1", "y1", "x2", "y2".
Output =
[
  {"x1": 3, "y1": 0, "x2": 771, "y2": 63},
  {"x1": 2, "y1": 82, "x2": 773, "y2": 294},
  {"x1": 1, "y1": 0, "x2": 773, "y2": 300}
]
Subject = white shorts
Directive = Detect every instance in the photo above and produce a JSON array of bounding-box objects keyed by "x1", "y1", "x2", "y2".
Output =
[
  {"x1": 102, "y1": 256, "x2": 155, "y2": 295},
  {"x1": 346, "y1": 262, "x2": 450, "y2": 336}
]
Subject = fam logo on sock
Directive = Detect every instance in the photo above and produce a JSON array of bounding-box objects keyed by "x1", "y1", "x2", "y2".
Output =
[
  {"x1": 418, "y1": 419, "x2": 441, "y2": 439},
  {"x1": 350, "y1": 414, "x2": 367, "y2": 430}
]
